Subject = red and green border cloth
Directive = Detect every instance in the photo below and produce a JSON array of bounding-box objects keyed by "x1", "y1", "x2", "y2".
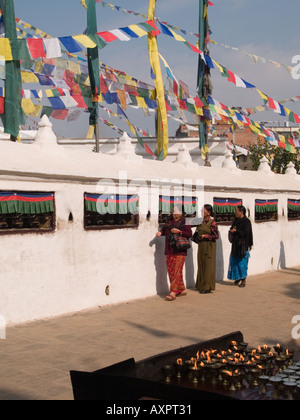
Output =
[{"x1": 0, "y1": 192, "x2": 54, "y2": 214}]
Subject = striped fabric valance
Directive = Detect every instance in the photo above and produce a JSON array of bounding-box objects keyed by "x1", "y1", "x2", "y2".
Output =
[
  {"x1": 213, "y1": 198, "x2": 242, "y2": 214},
  {"x1": 84, "y1": 193, "x2": 139, "y2": 215},
  {"x1": 159, "y1": 196, "x2": 197, "y2": 214},
  {"x1": 288, "y1": 199, "x2": 300, "y2": 212},
  {"x1": 255, "y1": 199, "x2": 278, "y2": 213},
  {"x1": 0, "y1": 192, "x2": 54, "y2": 214}
]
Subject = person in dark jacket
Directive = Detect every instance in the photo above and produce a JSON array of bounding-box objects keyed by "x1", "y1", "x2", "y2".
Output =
[
  {"x1": 156, "y1": 206, "x2": 192, "y2": 300},
  {"x1": 227, "y1": 205, "x2": 253, "y2": 288}
]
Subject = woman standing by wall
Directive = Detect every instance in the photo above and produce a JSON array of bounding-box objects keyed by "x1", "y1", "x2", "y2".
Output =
[
  {"x1": 195, "y1": 204, "x2": 219, "y2": 294},
  {"x1": 227, "y1": 205, "x2": 253, "y2": 288},
  {"x1": 156, "y1": 206, "x2": 192, "y2": 301}
]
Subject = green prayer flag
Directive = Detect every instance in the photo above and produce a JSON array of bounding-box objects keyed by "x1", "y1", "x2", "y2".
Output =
[{"x1": 0, "y1": 0, "x2": 25, "y2": 139}]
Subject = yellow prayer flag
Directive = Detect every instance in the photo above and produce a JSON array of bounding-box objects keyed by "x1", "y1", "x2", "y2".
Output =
[
  {"x1": 21, "y1": 98, "x2": 37, "y2": 115},
  {"x1": 86, "y1": 125, "x2": 95, "y2": 139},
  {"x1": 136, "y1": 97, "x2": 147, "y2": 109},
  {"x1": 0, "y1": 39, "x2": 13, "y2": 61},
  {"x1": 45, "y1": 89, "x2": 54, "y2": 98},
  {"x1": 169, "y1": 28, "x2": 186, "y2": 43},
  {"x1": 127, "y1": 120, "x2": 136, "y2": 135},
  {"x1": 128, "y1": 25, "x2": 147, "y2": 38},
  {"x1": 256, "y1": 89, "x2": 268, "y2": 102},
  {"x1": 97, "y1": 93, "x2": 104, "y2": 103},
  {"x1": 73, "y1": 35, "x2": 97, "y2": 49},
  {"x1": 81, "y1": 0, "x2": 87, "y2": 10},
  {"x1": 116, "y1": 89, "x2": 127, "y2": 110},
  {"x1": 195, "y1": 106, "x2": 204, "y2": 116},
  {"x1": 34, "y1": 61, "x2": 43, "y2": 74},
  {"x1": 68, "y1": 60, "x2": 81, "y2": 75},
  {"x1": 21, "y1": 71, "x2": 39, "y2": 84},
  {"x1": 148, "y1": 0, "x2": 169, "y2": 160}
]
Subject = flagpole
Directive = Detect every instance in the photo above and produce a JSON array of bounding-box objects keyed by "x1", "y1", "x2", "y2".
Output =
[
  {"x1": 85, "y1": 0, "x2": 101, "y2": 153},
  {"x1": 1, "y1": 0, "x2": 25, "y2": 142},
  {"x1": 197, "y1": 0, "x2": 212, "y2": 165}
]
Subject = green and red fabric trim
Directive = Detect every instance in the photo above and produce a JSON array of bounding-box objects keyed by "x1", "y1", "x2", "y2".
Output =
[
  {"x1": 0, "y1": 192, "x2": 54, "y2": 214},
  {"x1": 159, "y1": 196, "x2": 197, "y2": 214},
  {"x1": 213, "y1": 198, "x2": 242, "y2": 214},
  {"x1": 255, "y1": 199, "x2": 278, "y2": 213},
  {"x1": 84, "y1": 193, "x2": 139, "y2": 214},
  {"x1": 288, "y1": 199, "x2": 300, "y2": 212}
]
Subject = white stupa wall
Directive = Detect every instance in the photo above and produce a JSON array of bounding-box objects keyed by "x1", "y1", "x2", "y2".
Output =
[{"x1": 0, "y1": 117, "x2": 299, "y2": 325}]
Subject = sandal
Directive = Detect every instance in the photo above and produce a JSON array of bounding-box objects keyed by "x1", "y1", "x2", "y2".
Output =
[
  {"x1": 177, "y1": 290, "x2": 187, "y2": 297},
  {"x1": 166, "y1": 293, "x2": 176, "y2": 301}
]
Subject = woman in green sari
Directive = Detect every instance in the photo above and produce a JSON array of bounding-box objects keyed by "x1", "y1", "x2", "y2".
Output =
[{"x1": 195, "y1": 204, "x2": 219, "y2": 294}]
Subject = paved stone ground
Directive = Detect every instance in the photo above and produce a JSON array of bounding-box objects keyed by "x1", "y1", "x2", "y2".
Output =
[{"x1": 0, "y1": 267, "x2": 299, "y2": 400}]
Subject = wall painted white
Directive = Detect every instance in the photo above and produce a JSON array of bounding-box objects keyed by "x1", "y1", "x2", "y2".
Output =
[{"x1": 0, "y1": 116, "x2": 300, "y2": 325}]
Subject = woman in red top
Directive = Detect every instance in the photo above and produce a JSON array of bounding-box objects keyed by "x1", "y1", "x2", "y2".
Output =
[{"x1": 156, "y1": 206, "x2": 192, "y2": 301}]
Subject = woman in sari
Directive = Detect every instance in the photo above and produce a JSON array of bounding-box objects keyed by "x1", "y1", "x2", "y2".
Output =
[
  {"x1": 156, "y1": 206, "x2": 192, "y2": 301},
  {"x1": 195, "y1": 204, "x2": 219, "y2": 294},
  {"x1": 227, "y1": 205, "x2": 253, "y2": 288}
]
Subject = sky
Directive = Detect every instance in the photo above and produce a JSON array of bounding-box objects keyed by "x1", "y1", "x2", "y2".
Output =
[{"x1": 9, "y1": 0, "x2": 300, "y2": 140}]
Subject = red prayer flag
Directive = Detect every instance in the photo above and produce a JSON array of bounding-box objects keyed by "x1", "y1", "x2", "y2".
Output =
[
  {"x1": 145, "y1": 20, "x2": 160, "y2": 37},
  {"x1": 72, "y1": 95, "x2": 88, "y2": 110},
  {"x1": 227, "y1": 70, "x2": 236, "y2": 85},
  {"x1": 51, "y1": 109, "x2": 69, "y2": 120},
  {"x1": 26, "y1": 38, "x2": 46, "y2": 58},
  {"x1": 97, "y1": 31, "x2": 118, "y2": 42},
  {"x1": 0, "y1": 96, "x2": 4, "y2": 114},
  {"x1": 194, "y1": 97, "x2": 204, "y2": 107}
]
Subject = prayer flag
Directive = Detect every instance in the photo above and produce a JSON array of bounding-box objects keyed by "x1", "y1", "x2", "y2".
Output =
[{"x1": 148, "y1": 0, "x2": 169, "y2": 159}]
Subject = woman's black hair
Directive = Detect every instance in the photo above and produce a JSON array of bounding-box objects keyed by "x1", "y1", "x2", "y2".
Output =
[
  {"x1": 204, "y1": 204, "x2": 214, "y2": 217},
  {"x1": 237, "y1": 205, "x2": 246, "y2": 216}
]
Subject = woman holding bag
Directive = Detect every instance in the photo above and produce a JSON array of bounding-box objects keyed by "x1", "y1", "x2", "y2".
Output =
[
  {"x1": 194, "y1": 204, "x2": 219, "y2": 294},
  {"x1": 156, "y1": 205, "x2": 192, "y2": 301}
]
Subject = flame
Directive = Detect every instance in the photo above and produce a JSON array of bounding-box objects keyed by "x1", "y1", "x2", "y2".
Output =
[
  {"x1": 231, "y1": 341, "x2": 237, "y2": 346},
  {"x1": 196, "y1": 351, "x2": 200, "y2": 360},
  {"x1": 252, "y1": 349, "x2": 257, "y2": 355},
  {"x1": 200, "y1": 361, "x2": 204, "y2": 367},
  {"x1": 258, "y1": 345, "x2": 262, "y2": 352},
  {"x1": 177, "y1": 358, "x2": 183, "y2": 366},
  {"x1": 206, "y1": 353, "x2": 211, "y2": 363},
  {"x1": 240, "y1": 355, "x2": 245, "y2": 362},
  {"x1": 222, "y1": 359, "x2": 227, "y2": 364},
  {"x1": 193, "y1": 360, "x2": 198, "y2": 370},
  {"x1": 269, "y1": 351, "x2": 274, "y2": 356},
  {"x1": 263, "y1": 345, "x2": 268, "y2": 350},
  {"x1": 257, "y1": 365, "x2": 263, "y2": 370},
  {"x1": 224, "y1": 370, "x2": 233, "y2": 376},
  {"x1": 286, "y1": 349, "x2": 289, "y2": 355}
]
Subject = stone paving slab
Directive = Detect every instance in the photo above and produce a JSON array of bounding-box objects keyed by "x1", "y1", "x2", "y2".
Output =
[{"x1": 0, "y1": 267, "x2": 299, "y2": 400}]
